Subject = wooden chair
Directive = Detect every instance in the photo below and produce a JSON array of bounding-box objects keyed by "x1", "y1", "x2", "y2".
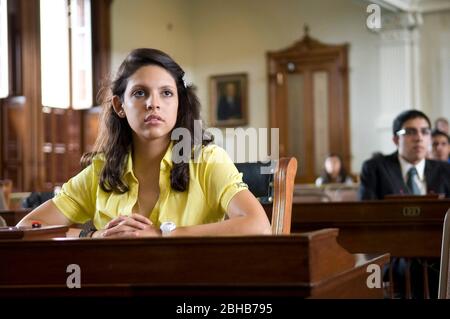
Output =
[
  {"x1": 235, "y1": 157, "x2": 297, "y2": 235},
  {"x1": 0, "y1": 191, "x2": 7, "y2": 210},
  {"x1": 0, "y1": 216, "x2": 6, "y2": 227},
  {"x1": 439, "y1": 209, "x2": 450, "y2": 299},
  {"x1": 0, "y1": 179, "x2": 13, "y2": 209}
]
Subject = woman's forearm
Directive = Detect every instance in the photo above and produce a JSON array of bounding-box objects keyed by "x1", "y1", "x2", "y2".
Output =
[
  {"x1": 167, "y1": 214, "x2": 272, "y2": 237},
  {"x1": 16, "y1": 200, "x2": 73, "y2": 227}
]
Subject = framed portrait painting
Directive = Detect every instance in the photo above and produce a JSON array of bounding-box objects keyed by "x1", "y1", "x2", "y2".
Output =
[{"x1": 209, "y1": 73, "x2": 248, "y2": 127}]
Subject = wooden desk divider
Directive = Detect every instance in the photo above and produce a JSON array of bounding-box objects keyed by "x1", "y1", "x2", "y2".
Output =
[
  {"x1": 0, "y1": 228, "x2": 388, "y2": 298},
  {"x1": 277, "y1": 198, "x2": 450, "y2": 298}
]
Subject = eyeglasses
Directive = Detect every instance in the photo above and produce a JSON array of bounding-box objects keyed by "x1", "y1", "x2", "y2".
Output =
[{"x1": 396, "y1": 127, "x2": 431, "y2": 137}]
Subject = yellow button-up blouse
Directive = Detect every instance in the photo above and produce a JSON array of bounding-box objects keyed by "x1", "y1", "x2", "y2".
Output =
[{"x1": 52, "y1": 144, "x2": 247, "y2": 230}]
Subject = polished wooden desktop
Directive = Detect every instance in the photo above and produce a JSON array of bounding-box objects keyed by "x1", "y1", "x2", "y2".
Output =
[
  {"x1": 0, "y1": 225, "x2": 68, "y2": 240},
  {"x1": 0, "y1": 228, "x2": 388, "y2": 298},
  {"x1": 286, "y1": 198, "x2": 450, "y2": 257}
]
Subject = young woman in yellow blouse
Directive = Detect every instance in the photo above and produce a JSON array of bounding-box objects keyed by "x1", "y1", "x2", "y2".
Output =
[{"x1": 18, "y1": 48, "x2": 271, "y2": 238}]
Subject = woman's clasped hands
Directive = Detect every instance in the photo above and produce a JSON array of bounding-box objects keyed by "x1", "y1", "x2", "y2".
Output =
[{"x1": 95, "y1": 214, "x2": 161, "y2": 238}]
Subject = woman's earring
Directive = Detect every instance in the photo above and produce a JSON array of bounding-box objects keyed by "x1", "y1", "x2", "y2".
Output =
[{"x1": 118, "y1": 110, "x2": 125, "y2": 117}]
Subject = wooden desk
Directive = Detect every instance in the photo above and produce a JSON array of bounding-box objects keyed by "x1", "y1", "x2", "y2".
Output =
[
  {"x1": 0, "y1": 209, "x2": 30, "y2": 226},
  {"x1": 286, "y1": 199, "x2": 450, "y2": 258},
  {"x1": 0, "y1": 225, "x2": 68, "y2": 240},
  {"x1": 0, "y1": 229, "x2": 388, "y2": 298}
]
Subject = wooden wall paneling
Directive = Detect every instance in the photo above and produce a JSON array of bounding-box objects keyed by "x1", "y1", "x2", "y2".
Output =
[
  {"x1": 67, "y1": 109, "x2": 82, "y2": 180},
  {"x1": 42, "y1": 109, "x2": 52, "y2": 190},
  {"x1": 41, "y1": 108, "x2": 83, "y2": 190},
  {"x1": 53, "y1": 109, "x2": 67, "y2": 185},
  {"x1": 1, "y1": 0, "x2": 23, "y2": 186},
  {"x1": 20, "y1": 0, "x2": 42, "y2": 191},
  {"x1": 1, "y1": 97, "x2": 26, "y2": 190},
  {"x1": 91, "y1": 0, "x2": 112, "y2": 99},
  {"x1": 7, "y1": 0, "x2": 22, "y2": 95},
  {"x1": 83, "y1": 0, "x2": 112, "y2": 157}
]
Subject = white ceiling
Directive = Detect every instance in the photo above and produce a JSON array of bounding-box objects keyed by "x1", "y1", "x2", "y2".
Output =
[{"x1": 367, "y1": 0, "x2": 450, "y2": 13}]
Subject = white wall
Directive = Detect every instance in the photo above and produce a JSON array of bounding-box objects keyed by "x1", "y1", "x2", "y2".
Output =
[
  {"x1": 111, "y1": 0, "x2": 196, "y2": 83},
  {"x1": 111, "y1": 0, "x2": 449, "y2": 174},
  {"x1": 420, "y1": 11, "x2": 450, "y2": 124}
]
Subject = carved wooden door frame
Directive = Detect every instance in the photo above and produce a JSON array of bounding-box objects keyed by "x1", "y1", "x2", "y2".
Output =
[{"x1": 267, "y1": 30, "x2": 350, "y2": 183}]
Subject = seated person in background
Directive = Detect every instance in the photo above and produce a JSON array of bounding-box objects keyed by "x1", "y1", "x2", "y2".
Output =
[
  {"x1": 359, "y1": 109, "x2": 450, "y2": 200},
  {"x1": 430, "y1": 129, "x2": 450, "y2": 163},
  {"x1": 17, "y1": 48, "x2": 271, "y2": 238},
  {"x1": 315, "y1": 154, "x2": 353, "y2": 187},
  {"x1": 435, "y1": 117, "x2": 449, "y2": 134}
]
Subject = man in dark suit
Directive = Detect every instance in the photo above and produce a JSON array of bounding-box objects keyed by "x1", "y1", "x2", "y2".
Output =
[
  {"x1": 359, "y1": 109, "x2": 450, "y2": 298},
  {"x1": 359, "y1": 110, "x2": 450, "y2": 200}
]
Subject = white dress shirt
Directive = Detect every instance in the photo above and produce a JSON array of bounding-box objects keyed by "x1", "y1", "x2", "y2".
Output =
[{"x1": 398, "y1": 155, "x2": 427, "y2": 195}]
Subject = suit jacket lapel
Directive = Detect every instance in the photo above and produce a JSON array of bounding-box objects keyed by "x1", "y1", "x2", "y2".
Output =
[
  {"x1": 384, "y1": 152, "x2": 408, "y2": 194},
  {"x1": 424, "y1": 160, "x2": 437, "y2": 194}
]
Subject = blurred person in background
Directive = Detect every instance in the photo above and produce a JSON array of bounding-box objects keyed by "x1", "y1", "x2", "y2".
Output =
[
  {"x1": 430, "y1": 129, "x2": 450, "y2": 163},
  {"x1": 434, "y1": 117, "x2": 449, "y2": 134},
  {"x1": 315, "y1": 154, "x2": 353, "y2": 186}
]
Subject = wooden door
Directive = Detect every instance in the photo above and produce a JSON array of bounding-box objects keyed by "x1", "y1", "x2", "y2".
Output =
[{"x1": 267, "y1": 30, "x2": 350, "y2": 183}]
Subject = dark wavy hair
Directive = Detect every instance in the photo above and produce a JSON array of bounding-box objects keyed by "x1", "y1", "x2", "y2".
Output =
[{"x1": 82, "y1": 48, "x2": 213, "y2": 193}]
